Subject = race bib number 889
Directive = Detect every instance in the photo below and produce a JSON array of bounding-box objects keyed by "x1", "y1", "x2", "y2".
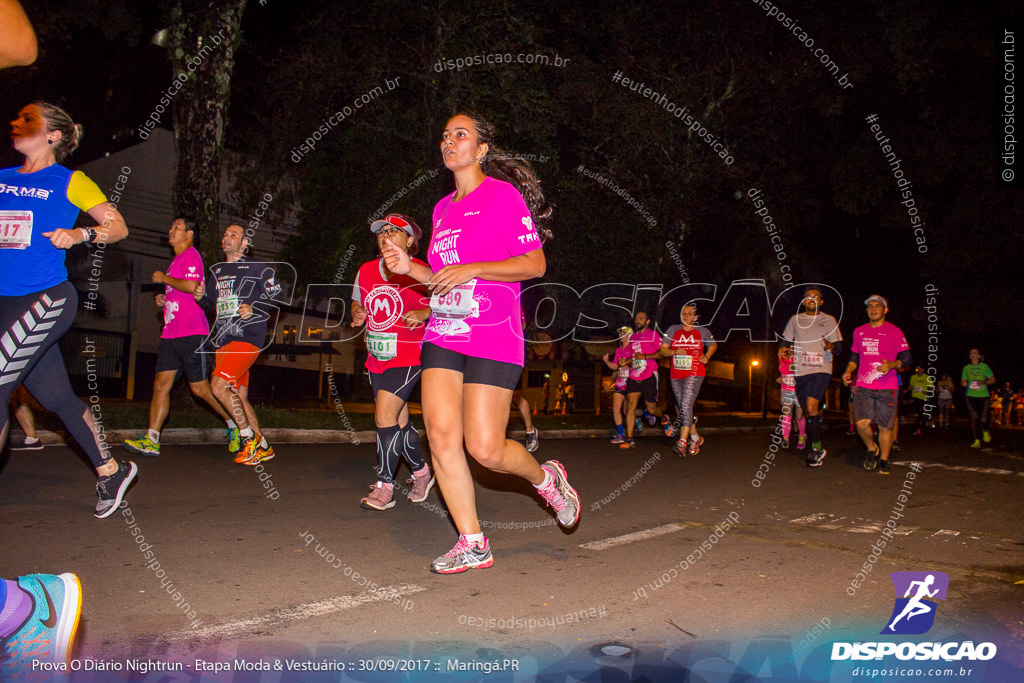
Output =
[{"x1": 430, "y1": 281, "x2": 476, "y2": 319}]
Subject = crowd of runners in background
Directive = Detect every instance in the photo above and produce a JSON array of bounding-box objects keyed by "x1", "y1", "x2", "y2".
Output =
[{"x1": 598, "y1": 288, "x2": 1011, "y2": 465}]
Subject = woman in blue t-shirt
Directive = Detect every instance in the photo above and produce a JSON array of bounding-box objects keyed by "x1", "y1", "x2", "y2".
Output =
[{"x1": 0, "y1": 102, "x2": 135, "y2": 518}]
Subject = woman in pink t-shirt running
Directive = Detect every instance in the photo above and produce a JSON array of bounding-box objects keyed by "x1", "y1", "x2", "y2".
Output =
[{"x1": 383, "y1": 112, "x2": 580, "y2": 574}]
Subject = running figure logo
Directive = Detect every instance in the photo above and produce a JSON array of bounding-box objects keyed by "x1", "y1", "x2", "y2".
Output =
[{"x1": 881, "y1": 571, "x2": 948, "y2": 635}]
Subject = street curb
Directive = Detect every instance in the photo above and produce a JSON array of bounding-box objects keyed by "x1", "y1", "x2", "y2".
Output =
[{"x1": 17, "y1": 424, "x2": 780, "y2": 448}]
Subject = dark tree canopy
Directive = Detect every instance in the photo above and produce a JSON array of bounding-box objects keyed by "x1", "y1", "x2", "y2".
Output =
[
  {"x1": 170, "y1": 0, "x2": 248, "y2": 262},
  {"x1": 2, "y1": 0, "x2": 1020, "y2": 378}
]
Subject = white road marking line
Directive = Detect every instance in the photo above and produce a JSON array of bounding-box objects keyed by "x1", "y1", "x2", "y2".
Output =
[
  {"x1": 157, "y1": 584, "x2": 426, "y2": 653},
  {"x1": 579, "y1": 522, "x2": 692, "y2": 550},
  {"x1": 790, "y1": 512, "x2": 916, "y2": 535},
  {"x1": 845, "y1": 521, "x2": 897, "y2": 534},
  {"x1": 790, "y1": 512, "x2": 832, "y2": 525},
  {"x1": 896, "y1": 461, "x2": 1018, "y2": 476}
]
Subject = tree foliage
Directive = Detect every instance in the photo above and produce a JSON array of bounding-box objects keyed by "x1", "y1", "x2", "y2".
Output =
[
  {"x1": 4, "y1": 0, "x2": 1020, "y2": 372},
  {"x1": 170, "y1": 0, "x2": 248, "y2": 262}
]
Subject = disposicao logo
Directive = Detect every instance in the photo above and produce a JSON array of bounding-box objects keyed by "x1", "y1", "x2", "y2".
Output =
[
  {"x1": 831, "y1": 570, "x2": 997, "y2": 662},
  {"x1": 881, "y1": 571, "x2": 948, "y2": 635}
]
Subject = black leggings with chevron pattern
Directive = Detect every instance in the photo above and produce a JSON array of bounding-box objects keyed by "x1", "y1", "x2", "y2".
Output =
[{"x1": 0, "y1": 281, "x2": 110, "y2": 468}]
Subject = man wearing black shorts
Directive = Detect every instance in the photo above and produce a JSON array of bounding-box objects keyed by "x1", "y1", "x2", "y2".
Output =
[
  {"x1": 123, "y1": 218, "x2": 234, "y2": 457},
  {"x1": 783, "y1": 288, "x2": 843, "y2": 467}
]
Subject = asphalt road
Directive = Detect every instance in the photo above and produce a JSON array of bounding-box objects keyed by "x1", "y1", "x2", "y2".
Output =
[{"x1": 2, "y1": 424, "x2": 1022, "y2": 681}]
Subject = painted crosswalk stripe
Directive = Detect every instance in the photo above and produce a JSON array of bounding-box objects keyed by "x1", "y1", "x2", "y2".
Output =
[
  {"x1": 156, "y1": 583, "x2": 426, "y2": 654},
  {"x1": 896, "y1": 461, "x2": 1019, "y2": 476},
  {"x1": 579, "y1": 522, "x2": 693, "y2": 550},
  {"x1": 790, "y1": 512, "x2": 916, "y2": 535}
]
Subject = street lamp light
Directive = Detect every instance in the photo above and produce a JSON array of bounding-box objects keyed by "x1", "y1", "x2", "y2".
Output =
[{"x1": 748, "y1": 359, "x2": 759, "y2": 412}]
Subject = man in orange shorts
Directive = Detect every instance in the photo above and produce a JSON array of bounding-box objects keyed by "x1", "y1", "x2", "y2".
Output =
[{"x1": 194, "y1": 225, "x2": 284, "y2": 465}]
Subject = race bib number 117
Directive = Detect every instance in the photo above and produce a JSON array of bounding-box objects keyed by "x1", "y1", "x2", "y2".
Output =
[{"x1": 0, "y1": 211, "x2": 32, "y2": 249}]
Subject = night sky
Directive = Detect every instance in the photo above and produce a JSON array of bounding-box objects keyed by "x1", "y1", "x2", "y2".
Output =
[{"x1": 4, "y1": 0, "x2": 1023, "y2": 386}]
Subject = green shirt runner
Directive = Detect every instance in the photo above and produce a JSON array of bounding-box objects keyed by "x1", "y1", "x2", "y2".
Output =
[
  {"x1": 961, "y1": 363, "x2": 993, "y2": 398},
  {"x1": 909, "y1": 372, "x2": 933, "y2": 400}
]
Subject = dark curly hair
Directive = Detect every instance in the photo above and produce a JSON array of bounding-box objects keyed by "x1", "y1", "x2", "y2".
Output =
[{"x1": 453, "y1": 111, "x2": 553, "y2": 243}]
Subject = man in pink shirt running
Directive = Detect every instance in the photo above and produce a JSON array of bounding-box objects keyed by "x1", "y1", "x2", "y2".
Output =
[
  {"x1": 842, "y1": 295, "x2": 912, "y2": 475},
  {"x1": 123, "y1": 217, "x2": 235, "y2": 457},
  {"x1": 620, "y1": 311, "x2": 662, "y2": 449}
]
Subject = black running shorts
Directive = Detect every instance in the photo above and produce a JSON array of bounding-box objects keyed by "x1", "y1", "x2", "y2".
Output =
[
  {"x1": 795, "y1": 372, "x2": 831, "y2": 412},
  {"x1": 625, "y1": 374, "x2": 658, "y2": 403},
  {"x1": 155, "y1": 335, "x2": 209, "y2": 383},
  {"x1": 368, "y1": 365, "x2": 422, "y2": 403},
  {"x1": 421, "y1": 342, "x2": 522, "y2": 391}
]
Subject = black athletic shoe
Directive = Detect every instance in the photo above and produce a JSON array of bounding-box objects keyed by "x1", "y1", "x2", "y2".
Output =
[
  {"x1": 94, "y1": 460, "x2": 138, "y2": 518},
  {"x1": 805, "y1": 448, "x2": 827, "y2": 467},
  {"x1": 878, "y1": 459, "x2": 891, "y2": 475},
  {"x1": 862, "y1": 445, "x2": 879, "y2": 471}
]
